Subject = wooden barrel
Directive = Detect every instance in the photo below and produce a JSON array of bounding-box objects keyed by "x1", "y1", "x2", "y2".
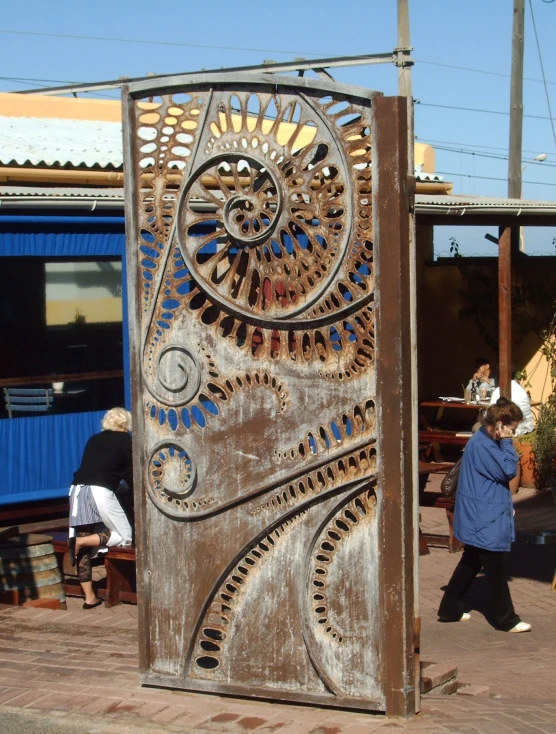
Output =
[{"x1": 0, "y1": 533, "x2": 66, "y2": 604}]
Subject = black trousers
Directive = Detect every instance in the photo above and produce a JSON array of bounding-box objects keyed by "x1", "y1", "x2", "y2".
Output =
[{"x1": 437, "y1": 544, "x2": 521, "y2": 631}]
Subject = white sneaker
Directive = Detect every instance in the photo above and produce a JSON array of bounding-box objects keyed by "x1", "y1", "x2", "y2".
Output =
[{"x1": 508, "y1": 622, "x2": 531, "y2": 633}]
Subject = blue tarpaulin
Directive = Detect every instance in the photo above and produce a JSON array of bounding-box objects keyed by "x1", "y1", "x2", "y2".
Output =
[
  {"x1": 0, "y1": 411, "x2": 105, "y2": 505},
  {"x1": 0, "y1": 217, "x2": 129, "y2": 505}
]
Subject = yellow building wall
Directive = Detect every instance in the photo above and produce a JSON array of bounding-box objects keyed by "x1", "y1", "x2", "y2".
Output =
[
  {"x1": 46, "y1": 297, "x2": 122, "y2": 326},
  {"x1": 0, "y1": 92, "x2": 436, "y2": 174}
]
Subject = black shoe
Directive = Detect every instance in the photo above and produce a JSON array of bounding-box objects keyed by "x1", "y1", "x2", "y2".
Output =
[
  {"x1": 68, "y1": 537, "x2": 76, "y2": 567},
  {"x1": 83, "y1": 598, "x2": 102, "y2": 610}
]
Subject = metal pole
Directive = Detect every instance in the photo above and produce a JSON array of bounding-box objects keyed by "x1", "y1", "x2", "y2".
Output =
[{"x1": 17, "y1": 52, "x2": 398, "y2": 96}]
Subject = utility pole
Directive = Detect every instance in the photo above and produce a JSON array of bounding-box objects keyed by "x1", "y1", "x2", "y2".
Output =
[
  {"x1": 499, "y1": 0, "x2": 525, "y2": 399},
  {"x1": 508, "y1": 0, "x2": 525, "y2": 200},
  {"x1": 397, "y1": 0, "x2": 413, "y2": 99}
]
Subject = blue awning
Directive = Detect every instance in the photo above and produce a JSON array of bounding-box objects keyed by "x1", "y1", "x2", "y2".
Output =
[{"x1": 0, "y1": 217, "x2": 125, "y2": 257}]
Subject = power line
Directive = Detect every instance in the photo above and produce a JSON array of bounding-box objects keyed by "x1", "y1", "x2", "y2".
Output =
[
  {"x1": 0, "y1": 75, "x2": 76, "y2": 85},
  {"x1": 0, "y1": 28, "x2": 328, "y2": 57},
  {"x1": 0, "y1": 75, "x2": 122, "y2": 99},
  {"x1": 2, "y1": 27, "x2": 556, "y2": 91},
  {"x1": 528, "y1": 0, "x2": 556, "y2": 149},
  {"x1": 436, "y1": 170, "x2": 556, "y2": 186},
  {"x1": 417, "y1": 100, "x2": 556, "y2": 122},
  {"x1": 417, "y1": 136, "x2": 555, "y2": 155},
  {"x1": 432, "y1": 145, "x2": 556, "y2": 168},
  {"x1": 414, "y1": 57, "x2": 556, "y2": 87}
]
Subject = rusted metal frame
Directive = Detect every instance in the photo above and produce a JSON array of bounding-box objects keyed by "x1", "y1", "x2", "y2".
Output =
[
  {"x1": 498, "y1": 226, "x2": 512, "y2": 398},
  {"x1": 126, "y1": 72, "x2": 380, "y2": 105},
  {"x1": 403, "y1": 83, "x2": 420, "y2": 716},
  {"x1": 121, "y1": 85, "x2": 152, "y2": 678},
  {"x1": 373, "y1": 95, "x2": 417, "y2": 718}
]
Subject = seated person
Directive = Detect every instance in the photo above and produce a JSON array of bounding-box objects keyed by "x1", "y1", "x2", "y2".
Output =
[
  {"x1": 489, "y1": 370, "x2": 535, "y2": 436},
  {"x1": 466, "y1": 356, "x2": 495, "y2": 400}
]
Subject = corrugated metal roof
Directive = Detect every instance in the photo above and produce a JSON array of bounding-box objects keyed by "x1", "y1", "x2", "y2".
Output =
[
  {"x1": 2, "y1": 187, "x2": 554, "y2": 218},
  {"x1": 0, "y1": 117, "x2": 123, "y2": 168},
  {"x1": 0, "y1": 115, "x2": 447, "y2": 180},
  {"x1": 415, "y1": 193, "x2": 556, "y2": 214}
]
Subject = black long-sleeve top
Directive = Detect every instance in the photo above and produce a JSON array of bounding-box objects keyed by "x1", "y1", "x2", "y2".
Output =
[{"x1": 73, "y1": 430, "x2": 133, "y2": 491}]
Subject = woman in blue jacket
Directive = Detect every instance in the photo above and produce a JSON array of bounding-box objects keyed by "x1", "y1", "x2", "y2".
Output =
[{"x1": 437, "y1": 398, "x2": 531, "y2": 633}]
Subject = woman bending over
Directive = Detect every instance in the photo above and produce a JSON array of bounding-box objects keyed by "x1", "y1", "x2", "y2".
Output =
[{"x1": 68, "y1": 407, "x2": 133, "y2": 609}]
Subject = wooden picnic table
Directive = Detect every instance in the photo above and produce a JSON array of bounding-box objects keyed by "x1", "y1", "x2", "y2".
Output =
[{"x1": 419, "y1": 400, "x2": 488, "y2": 430}]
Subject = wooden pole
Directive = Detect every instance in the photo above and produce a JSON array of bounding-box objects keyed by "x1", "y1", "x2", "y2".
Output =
[
  {"x1": 499, "y1": 0, "x2": 524, "y2": 399},
  {"x1": 397, "y1": 0, "x2": 420, "y2": 713},
  {"x1": 508, "y1": 0, "x2": 525, "y2": 202},
  {"x1": 499, "y1": 226, "x2": 512, "y2": 399}
]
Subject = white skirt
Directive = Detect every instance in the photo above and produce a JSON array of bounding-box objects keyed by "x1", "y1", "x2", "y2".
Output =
[
  {"x1": 90, "y1": 485, "x2": 133, "y2": 547},
  {"x1": 68, "y1": 484, "x2": 132, "y2": 548}
]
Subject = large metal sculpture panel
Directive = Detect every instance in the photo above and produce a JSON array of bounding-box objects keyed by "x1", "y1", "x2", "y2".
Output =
[{"x1": 123, "y1": 74, "x2": 416, "y2": 713}]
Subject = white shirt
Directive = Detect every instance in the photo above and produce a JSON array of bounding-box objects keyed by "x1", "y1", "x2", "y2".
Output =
[{"x1": 489, "y1": 381, "x2": 535, "y2": 435}]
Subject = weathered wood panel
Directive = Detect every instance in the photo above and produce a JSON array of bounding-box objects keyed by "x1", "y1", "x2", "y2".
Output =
[{"x1": 123, "y1": 74, "x2": 415, "y2": 713}]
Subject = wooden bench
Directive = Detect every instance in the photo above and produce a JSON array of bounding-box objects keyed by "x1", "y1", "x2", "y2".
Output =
[
  {"x1": 0, "y1": 500, "x2": 69, "y2": 535},
  {"x1": 50, "y1": 532, "x2": 137, "y2": 608},
  {"x1": 418, "y1": 461, "x2": 462, "y2": 555},
  {"x1": 103, "y1": 546, "x2": 137, "y2": 608}
]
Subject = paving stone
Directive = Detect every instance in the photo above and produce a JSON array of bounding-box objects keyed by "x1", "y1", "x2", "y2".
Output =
[
  {"x1": 247, "y1": 717, "x2": 294, "y2": 734},
  {"x1": 456, "y1": 685, "x2": 491, "y2": 698},
  {"x1": 77, "y1": 696, "x2": 127, "y2": 714},
  {"x1": 0, "y1": 687, "x2": 33, "y2": 705},
  {"x1": 149, "y1": 704, "x2": 192, "y2": 723},
  {"x1": 5, "y1": 689, "x2": 51, "y2": 707},
  {"x1": 0, "y1": 487, "x2": 555, "y2": 733}
]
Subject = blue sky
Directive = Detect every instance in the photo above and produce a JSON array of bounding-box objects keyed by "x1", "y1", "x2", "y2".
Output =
[{"x1": 1, "y1": 0, "x2": 555, "y2": 255}]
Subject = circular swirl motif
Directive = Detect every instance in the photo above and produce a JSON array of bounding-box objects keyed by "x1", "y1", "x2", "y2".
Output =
[
  {"x1": 147, "y1": 442, "x2": 197, "y2": 514},
  {"x1": 220, "y1": 157, "x2": 282, "y2": 244},
  {"x1": 147, "y1": 345, "x2": 201, "y2": 407},
  {"x1": 177, "y1": 135, "x2": 351, "y2": 323}
]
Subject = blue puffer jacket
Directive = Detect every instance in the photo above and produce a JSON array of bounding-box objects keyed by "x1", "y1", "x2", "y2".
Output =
[{"x1": 453, "y1": 426, "x2": 518, "y2": 552}]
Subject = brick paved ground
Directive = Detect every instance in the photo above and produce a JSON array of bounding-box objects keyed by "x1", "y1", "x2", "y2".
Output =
[{"x1": 0, "y1": 483, "x2": 555, "y2": 733}]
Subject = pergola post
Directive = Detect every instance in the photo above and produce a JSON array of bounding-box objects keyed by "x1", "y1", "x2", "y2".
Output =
[{"x1": 498, "y1": 226, "x2": 512, "y2": 399}]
